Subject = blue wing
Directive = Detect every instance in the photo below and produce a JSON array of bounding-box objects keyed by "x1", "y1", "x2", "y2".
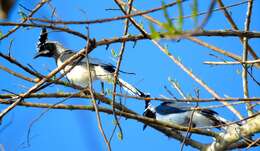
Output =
[
  {"x1": 155, "y1": 102, "x2": 187, "y2": 115},
  {"x1": 88, "y1": 57, "x2": 116, "y2": 73},
  {"x1": 59, "y1": 50, "x2": 135, "y2": 74},
  {"x1": 59, "y1": 50, "x2": 116, "y2": 73}
]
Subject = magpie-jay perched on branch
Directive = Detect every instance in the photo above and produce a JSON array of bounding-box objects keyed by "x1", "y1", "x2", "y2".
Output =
[
  {"x1": 143, "y1": 102, "x2": 235, "y2": 132},
  {"x1": 34, "y1": 28, "x2": 149, "y2": 99}
]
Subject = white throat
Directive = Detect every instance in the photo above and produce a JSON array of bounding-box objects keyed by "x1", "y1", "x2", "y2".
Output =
[{"x1": 54, "y1": 42, "x2": 67, "y2": 54}]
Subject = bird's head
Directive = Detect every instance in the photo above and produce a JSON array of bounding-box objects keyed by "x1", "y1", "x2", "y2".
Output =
[{"x1": 34, "y1": 28, "x2": 65, "y2": 59}]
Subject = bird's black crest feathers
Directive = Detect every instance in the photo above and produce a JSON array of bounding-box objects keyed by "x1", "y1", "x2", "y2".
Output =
[{"x1": 37, "y1": 28, "x2": 48, "y2": 51}]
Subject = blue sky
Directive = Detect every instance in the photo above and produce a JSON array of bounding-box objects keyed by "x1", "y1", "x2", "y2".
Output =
[{"x1": 0, "y1": 0, "x2": 259, "y2": 151}]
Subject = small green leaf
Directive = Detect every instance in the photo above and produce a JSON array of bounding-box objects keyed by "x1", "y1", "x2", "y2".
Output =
[
  {"x1": 111, "y1": 48, "x2": 118, "y2": 58},
  {"x1": 176, "y1": 82, "x2": 180, "y2": 89},
  {"x1": 63, "y1": 81, "x2": 70, "y2": 86},
  {"x1": 112, "y1": 119, "x2": 117, "y2": 125},
  {"x1": 91, "y1": 99, "x2": 96, "y2": 104},
  {"x1": 168, "y1": 77, "x2": 180, "y2": 88},
  {"x1": 162, "y1": 1, "x2": 176, "y2": 33},
  {"x1": 117, "y1": 132, "x2": 123, "y2": 141},
  {"x1": 177, "y1": 0, "x2": 183, "y2": 31},
  {"x1": 162, "y1": 23, "x2": 174, "y2": 34},
  {"x1": 107, "y1": 77, "x2": 114, "y2": 83},
  {"x1": 162, "y1": 1, "x2": 172, "y2": 27},
  {"x1": 139, "y1": 20, "x2": 144, "y2": 28},
  {"x1": 106, "y1": 89, "x2": 113, "y2": 95},
  {"x1": 236, "y1": 69, "x2": 241, "y2": 75},
  {"x1": 18, "y1": 10, "x2": 27, "y2": 20},
  {"x1": 0, "y1": 30, "x2": 3, "y2": 38},
  {"x1": 149, "y1": 23, "x2": 160, "y2": 39},
  {"x1": 191, "y1": 0, "x2": 198, "y2": 25}
]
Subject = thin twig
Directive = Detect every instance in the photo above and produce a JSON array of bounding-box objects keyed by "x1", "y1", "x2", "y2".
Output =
[
  {"x1": 171, "y1": 0, "x2": 248, "y2": 21},
  {"x1": 194, "y1": 0, "x2": 216, "y2": 31},
  {"x1": 26, "y1": 92, "x2": 79, "y2": 146},
  {"x1": 204, "y1": 59, "x2": 260, "y2": 65},
  {"x1": 0, "y1": 52, "x2": 44, "y2": 78},
  {"x1": 1, "y1": 92, "x2": 260, "y2": 103},
  {"x1": 0, "y1": 98, "x2": 218, "y2": 138},
  {"x1": 168, "y1": 79, "x2": 187, "y2": 99},
  {"x1": 181, "y1": 99, "x2": 199, "y2": 151},
  {"x1": 242, "y1": 0, "x2": 254, "y2": 116},
  {"x1": 116, "y1": 0, "x2": 243, "y2": 120},
  {"x1": 0, "y1": 22, "x2": 87, "y2": 39},
  {"x1": 0, "y1": 53, "x2": 95, "y2": 90},
  {"x1": 27, "y1": 0, "x2": 187, "y2": 25},
  {"x1": 0, "y1": 36, "x2": 95, "y2": 121},
  {"x1": 204, "y1": 60, "x2": 260, "y2": 86},
  {"x1": 111, "y1": 0, "x2": 134, "y2": 143},
  {"x1": 187, "y1": 37, "x2": 245, "y2": 66},
  {"x1": 247, "y1": 138, "x2": 260, "y2": 149},
  {"x1": 0, "y1": 0, "x2": 49, "y2": 41},
  {"x1": 154, "y1": 40, "x2": 243, "y2": 119},
  {"x1": 217, "y1": 0, "x2": 259, "y2": 65},
  {"x1": 163, "y1": 86, "x2": 177, "y2": 98},
  {"x1": 117, "y1": 3, "x2": 259, "y2": 68},
  {"x1": 85, "y1": 37, "x2": 111, "y2": 151},
  {"x1": 0, "y1": 63, "x2": 35, "y2": 83},
  {"x1": 2, "y1": 21, "x2": 260, "y2": 41},
  {"x1": 181, "y1": 89, "x2": 199, "y2": 150}
]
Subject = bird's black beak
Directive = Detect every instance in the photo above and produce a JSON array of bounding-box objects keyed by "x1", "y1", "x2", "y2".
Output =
[
  {"x1": 143, "y1": 109, "x2": 149, "y2": 131},
  {"x1": 143, "y1": 124, "x2": 148, "y2": 130},
  {"x1": 33, "y1": 52, "x2": 42, "y2": 59},
  {"x1": 33, "y1": 50, "x2": 49, "y2": 59},
  {"x1": 142, "y1": 108, "x2": 155, "y2": 131}
]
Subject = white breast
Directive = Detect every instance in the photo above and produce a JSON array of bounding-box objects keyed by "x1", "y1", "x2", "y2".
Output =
[
  {"x1": 57, "y1": 59, "x2": 96, "y2": 87},
  {"x1": 156, "y1": 111, "x2": 213, "y2": 128},
  {"x1": 156, "y1": 112, "x2": 190, "y2": 126}
]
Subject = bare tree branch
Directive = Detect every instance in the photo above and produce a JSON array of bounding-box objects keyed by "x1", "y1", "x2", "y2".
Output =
[
  {"x1": 0, "y1": 0, "x2": 49, "y2": 41},
  {"x1": 242, "y1": 0, "x2": 254, "y2": 116},
  {"x1": 205, "y1": 113, "x2": 260, "y2": 151},
  {"x1": 217, "y1": 0, "x2": 259, "y2": 66}
]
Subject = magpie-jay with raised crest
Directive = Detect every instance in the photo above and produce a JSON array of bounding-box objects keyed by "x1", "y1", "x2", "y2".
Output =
[{"x1": 34, "y1": 28, "x2": 149, "y2": 99}]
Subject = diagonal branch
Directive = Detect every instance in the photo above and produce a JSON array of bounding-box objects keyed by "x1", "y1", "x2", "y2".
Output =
[
  {"x1": 0, "y1": 37, "x2": 96, "y2": 121},
  {"x1": 117, "y1": 2, "x2": 260, "y2": 69}
]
